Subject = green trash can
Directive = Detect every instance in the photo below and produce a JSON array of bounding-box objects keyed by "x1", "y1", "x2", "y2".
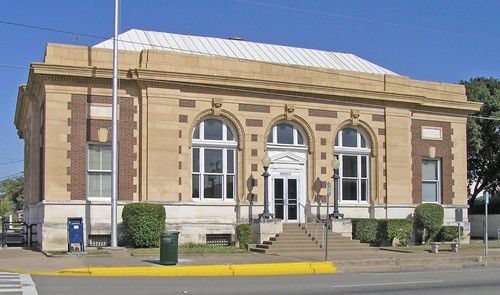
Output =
[{"x1": 159, "y1": 231, "x2": 179, "y2": 265}]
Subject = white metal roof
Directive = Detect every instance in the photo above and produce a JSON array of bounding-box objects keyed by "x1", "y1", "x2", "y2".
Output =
[{"x1": 93, "y1": 29, "x2": 397, "y2": 75}]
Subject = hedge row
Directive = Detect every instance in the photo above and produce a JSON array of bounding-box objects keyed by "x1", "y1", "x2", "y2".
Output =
[
  {"x1": 353, "y1": 220, "x2": 462, "y2": 246},
  {"x1": 122, "y1": 203, "x2": 166, "y2": 248},
  {"x1": 352, "y1": 218, "x2": 413, "y2": 246},
  {"x1": 235, "y1": 224, "x2": 252, "y2": 249},
  {"x1": 436, "y1": 225, "x2": 463, "y2": 242}
]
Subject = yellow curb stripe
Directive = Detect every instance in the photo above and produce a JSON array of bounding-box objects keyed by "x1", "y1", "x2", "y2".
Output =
[
  {"x1": 86, "y1": 265, "x2": 233, "y2": 277},
  {"x1": 2, "y1": 262, "x2": 337, "y2": 277},
  {"x1": 310, "y1": 262, "x2": 337, "y2": 274},
  {"x1": 230, "y1": 262, "x2": 334, "y2": 276}
]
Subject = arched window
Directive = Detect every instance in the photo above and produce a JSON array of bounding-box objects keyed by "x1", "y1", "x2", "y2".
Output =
[
  {"x1": 267, "y1": 123, "x2": 306, "y2": 146},
  {"x1": 334, "y1": 127, "x2": 370, "y2": 203},
  {"x1": 192, "y1": 118, "x2": 237, "y2": 201}
]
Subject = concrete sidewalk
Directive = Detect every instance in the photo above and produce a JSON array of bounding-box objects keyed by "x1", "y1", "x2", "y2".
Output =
[{"x1": 0, "y1": 246, "x2": 499, "y2": 276}]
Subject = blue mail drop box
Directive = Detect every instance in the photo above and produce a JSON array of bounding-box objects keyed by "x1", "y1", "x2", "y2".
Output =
[{"x1": 67, "y1": 217, "x2": 84, "y2": 252}]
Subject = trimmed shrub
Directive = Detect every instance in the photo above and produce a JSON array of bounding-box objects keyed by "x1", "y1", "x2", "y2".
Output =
[
  {"x1": 436, "y1": 225, "x2": 463, "y2": 242},
  {"x1": 414, "y1": 203, "x2": 444, "y2": 243},
  {"x1": 122, "y1": 203, "x2": 166, "y2": 248},
  {"x1": 352, "y1": 218, "x2": 379, "y2": 244},
  {"x1": 378, "y1": 219, "x2": 413, "y2": 246},
  {"x1": 235, "y1": 224, "x2": 252, "y2": 249}
]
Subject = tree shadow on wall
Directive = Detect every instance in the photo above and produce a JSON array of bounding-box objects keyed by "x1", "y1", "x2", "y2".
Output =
[
  {"x1": 312, "y1": 177, "x2": 323, "y2": 222},
  {"x1": 246, "y1": 174, "x2": 257, "y2": 222}
]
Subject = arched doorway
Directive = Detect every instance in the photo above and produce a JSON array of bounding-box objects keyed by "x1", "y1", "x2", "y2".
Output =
[{"x1": 266, "y1": 122, "x2": 308, "y2": 222}]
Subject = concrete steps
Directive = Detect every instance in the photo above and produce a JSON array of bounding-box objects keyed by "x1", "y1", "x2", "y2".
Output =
[{"x1": 249, "y1": 223, "x2": 372, "y2": 254}]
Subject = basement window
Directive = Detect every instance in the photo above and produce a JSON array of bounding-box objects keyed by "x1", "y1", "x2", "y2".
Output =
[
  {"x1": 88, "y1": 234, "x2": 111, "y2": 247},
  {"x1": 206, "y1": 234, "x2": 232, "y2": 246}
]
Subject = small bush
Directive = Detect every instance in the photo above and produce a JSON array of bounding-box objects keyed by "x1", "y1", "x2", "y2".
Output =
[
  {"x1": 436, "y1": 225, "x2": 463, "y2": 242},
  {"x1": 122, "y1": 203, "x2": 166, "y2": 248},
  {"x1": 414, "y1": 203, "x2": 444, "y2": 243},
  {"x1": 235, "y1": 224, "x2": 252, "y2": 249},
  {"x1": 378, "y1": 219, "x2": 413, "y2": 246},
  {"x1": 352, "y1": 218, "x2": 378, "y2": 244}
]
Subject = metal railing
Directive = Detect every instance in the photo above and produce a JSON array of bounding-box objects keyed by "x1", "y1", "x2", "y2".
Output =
[
  {"x1": 1, "y1": 222, "x2": 37, "y2": 248},
  {"x1": 298, "y1": 204, "x2": 325, "y2": 247},
  {"x1": 318, "y1": 219, "x2": 327, "y2": 248},
  {"x1": 2, "y1": 222, "x2": 27, "y2": 247},
  {"x1": 298, "y1": 203, "x2": 308, "y2": 231}
]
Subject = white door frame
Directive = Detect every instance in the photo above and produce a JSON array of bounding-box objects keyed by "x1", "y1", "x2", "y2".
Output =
[
  {"x1": 272, "y1": 175, "x2": 300, "y2": 222},
  {"x1": 267, "y1": 150, "x2": 307, "y2": 223}
]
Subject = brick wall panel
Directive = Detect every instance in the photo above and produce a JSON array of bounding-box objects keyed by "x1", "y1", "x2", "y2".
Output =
[{"x1": 411, "y1": 120, "x2": 452, "y2": 204}]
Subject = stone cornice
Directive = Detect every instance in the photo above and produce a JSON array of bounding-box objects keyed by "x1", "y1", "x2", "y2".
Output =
[
  {"x1": 30, "y1": 63, "x2": 134, "y2": 86},
  {"x1": 14, "y1": 85, "x2": 29, "y2": 137},
  {"x1": 133, "y1": 68, "x2": 481, "y2": 114},
  {"x1": 27, "y1": 63, "x2": 481, "y2": 114}
]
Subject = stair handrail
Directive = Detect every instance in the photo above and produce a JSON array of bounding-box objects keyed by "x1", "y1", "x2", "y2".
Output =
[
  {"x1": 298, "y1": 203, "x2": 325, "y2": 245},
  {"x1": 315, "y1": 217, "x2": 326, "y2": 247},
  {"x1": 298, "y1": 203, "x2": 308, "y2": 233}
]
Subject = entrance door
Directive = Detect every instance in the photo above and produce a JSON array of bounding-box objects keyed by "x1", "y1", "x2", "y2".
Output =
[{"x1": 273, "y1": 177, "x2": 298, "y2": 222}]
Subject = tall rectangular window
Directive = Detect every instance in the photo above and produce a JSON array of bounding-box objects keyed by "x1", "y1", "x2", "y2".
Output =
[
  {"x1": 338, "y1": 154, "x2": 369, "y2": 202},
  {"x1": 422, "y1": 159, "x2": 441, "y2": 203},
  {"x1": 191, "y1": 118, "x2": 237, "y2": 201},
  {"x1": 334, "y1": 128, "x2": 371, "y2": 203},
  {"x1": 87, "y1": 144, "x2": 112, "y2": 199}
]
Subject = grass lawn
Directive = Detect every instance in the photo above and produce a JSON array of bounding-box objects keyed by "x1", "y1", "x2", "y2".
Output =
[
  {"x1": 128, "y1": 243, "x2": 249, "y2": 255},
  {"x1": 47, "y1": 243, "x2": 248, "y2": 256},
  {"x1": 46, "y1": 249, "x2": 111, "y2": 256}
]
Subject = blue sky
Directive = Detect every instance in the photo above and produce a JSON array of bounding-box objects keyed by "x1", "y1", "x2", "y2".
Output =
[{"x1": 1, "y1": 0, "x2": 499, "y2": 179}]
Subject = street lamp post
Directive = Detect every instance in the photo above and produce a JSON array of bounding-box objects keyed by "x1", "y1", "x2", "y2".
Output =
[
  {"x1": 329, "y1": 156, "x2": 344, "y2": 219},
  {"x1": 259, "y1": 152, "x2": 274, "y2": 220}
]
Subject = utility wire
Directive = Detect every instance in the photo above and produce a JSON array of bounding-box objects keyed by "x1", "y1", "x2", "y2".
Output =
[
  {"x1": 0, "y1": 19, "x2": 491, "y2": 96},
  {"x1": 0, "y1": 172, "x2": 23, "y2": 180},
  {"x1": 237, "y1": 0, "x2": 500, "y2": 41},
  {"x1": 2, "y1": 50, "x2": 496, "y2": 121},
  {"x1": 0, "y1": 63, "x2": 30, "y2": 70},
  {"x1": 0, "y1": 160, "x2": 23, "y2": 166},
  {"x1": 1, "y1": 18, "x2": 490, "y2": 98},
  {"x1": 0, "y1": 20, "x2": 107, "y2": 41},
  {"x1": 1, "y1": 20, "x2": 498, "y2": 121}
]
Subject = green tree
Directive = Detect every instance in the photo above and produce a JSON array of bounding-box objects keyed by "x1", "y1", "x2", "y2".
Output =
[
  {"x1": 0, "y1": 198, "x2": 12, "y2": 219},
  {"x1": 461, "y1": 77, "x2": 500, "y2": 206},
  {"x1": 0, "y1": 174, "x2": 24, "y2": 211}
]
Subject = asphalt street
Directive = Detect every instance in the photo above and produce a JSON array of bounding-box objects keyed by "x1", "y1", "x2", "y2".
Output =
[{"x1": 32, "y1": 267, "x2": 500, "y2": 295}]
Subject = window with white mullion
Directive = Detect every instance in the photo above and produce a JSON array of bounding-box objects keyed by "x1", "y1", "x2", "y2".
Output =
[
  {"x1": 267, "y1": 122, "x2": 307, "y2": 146},
  {"x1": 340, "y1": 154, "x2": 358, "y2": 201},
  {"x1": 192, "y1": 117, "x2": 237, "y2": 201},
  {"x1": 422, "y1": 158, "x2": 441, "y2": 203},
  {"x1": 192, "y1": 148, "x2": 201, "y2": 199},
  {"x1": 360, "y1": 155, "x2": 369, "y2": 201},
  {"x1": 334, "y1": 127, "x2": 371, "y2": 203},
  {"x1": 226, "y1": 149, "x2": 235, "y2": 199},
  {"x1": 87, "y1": 144, "x2": 112, "y2": 199}
]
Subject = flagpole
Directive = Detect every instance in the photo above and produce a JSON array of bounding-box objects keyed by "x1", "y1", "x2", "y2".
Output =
[{"x1": 111, "y1": 0, "x2": 119, "y2": 248}]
